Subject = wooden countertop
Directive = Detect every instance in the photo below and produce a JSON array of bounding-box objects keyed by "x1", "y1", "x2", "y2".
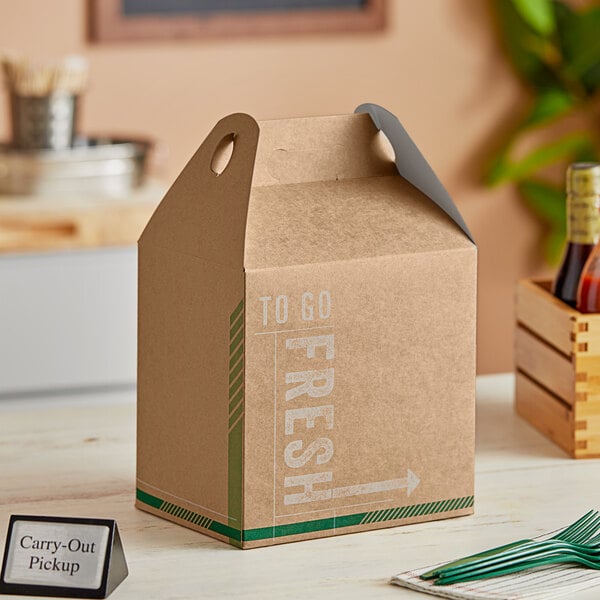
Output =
[
  {"x1": 0, "y1": 182, "x2": 164, "y2": 254},
  {"x1": 1, "y1": 374, "x2": 600, "y2": 599}
]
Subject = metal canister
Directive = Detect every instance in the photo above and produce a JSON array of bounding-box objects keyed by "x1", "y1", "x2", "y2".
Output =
[{"x1": 9, "y1": 92, "x2": 78, "y2": 150}]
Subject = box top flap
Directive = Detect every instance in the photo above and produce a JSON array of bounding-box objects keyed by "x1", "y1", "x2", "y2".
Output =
[
  {"x1": 140, "y1": 105, "x2": 474, "y2": 270},
  {"x1": 139, "y1": 112, "x2": 258, "y2": 270},
  {"x1": 356, "y1": 103, "x2": 475, "y2": 244}
]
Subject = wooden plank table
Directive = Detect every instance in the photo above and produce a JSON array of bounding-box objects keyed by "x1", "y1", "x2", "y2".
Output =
[{"x1": 1, "y1": 374, "x2": 600, "y2": 599}]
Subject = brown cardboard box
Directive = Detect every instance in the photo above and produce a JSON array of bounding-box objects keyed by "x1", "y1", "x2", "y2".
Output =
[{"x1": 136, "y1": 104, "x2": 477, "y2": 548}]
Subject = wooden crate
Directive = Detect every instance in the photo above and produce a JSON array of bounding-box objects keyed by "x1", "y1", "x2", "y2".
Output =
[{"x1": 515, "y1": 279, "x2": 600, "y2": 458}]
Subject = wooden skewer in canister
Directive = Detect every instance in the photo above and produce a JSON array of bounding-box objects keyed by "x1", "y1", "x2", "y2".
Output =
[{"x1": 1, "y1": 54, "x2": 88, "y2": 97}]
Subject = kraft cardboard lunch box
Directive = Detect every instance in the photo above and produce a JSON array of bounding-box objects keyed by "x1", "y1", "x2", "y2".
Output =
[{"x1": 135, "y1": 103, "x2": 477, "y2": 548}]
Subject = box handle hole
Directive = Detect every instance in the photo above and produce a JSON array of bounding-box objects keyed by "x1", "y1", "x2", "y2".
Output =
[
  {"x1": 211, "y1": 133, "x2": 235, "y2": 176},
  {"x1": 375, "y1": 129, "x2": 395, "y2": 162}
]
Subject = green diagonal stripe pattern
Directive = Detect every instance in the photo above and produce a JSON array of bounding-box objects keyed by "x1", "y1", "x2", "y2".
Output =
[
  {"x1": 229, "y1": 342, "x2": 244, "y2": 371},
  {"x1": 230, "y1": 299, "x2": 244, "y2": 325},
  {"x1": 136, "y1": 488, "x2": 473, "y2": 545},
  {"x1": 136, "y1": 489, "x2": 240, "y2": 540},
  {"x1": 229, "y1": 401, "x2": 244, "y2": 429},
  {"x1": 359, "y1": 495, "x2": 474, "y2": 525},
  {"x1": 229, "y1": 328, "x2": 244, "y2": 356},
  {"x1": 161, "y1": 501, "x2": 213, "y2": 529},
  {"x1": 229, "y1": 357, "x2": 244, "y2": 385},
  {"x1": 152, "y1": 497, "x2": 211, "y2": 530},
  {"x1": 229, "y1": 372, "x2": 244, "y2": 399},
  {"x1": 229, "y1": 387, "x2": 244, "y2": 413},
  {"x1": 228, "y1": 299, "x2": 245, "y2": 547}
]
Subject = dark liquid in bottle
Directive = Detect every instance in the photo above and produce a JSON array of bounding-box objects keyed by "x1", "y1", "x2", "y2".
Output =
[{"x1": 552, "y1": 243, "x2": 594, "y2": 307}]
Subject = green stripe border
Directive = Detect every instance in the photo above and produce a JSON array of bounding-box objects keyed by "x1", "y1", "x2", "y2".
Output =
[
  {"x1": 228, "y1": 299, "x2": 245, "y2": 547},
  {"x1": 136, "y1": 488, "x2": 474, "y2": 544}
]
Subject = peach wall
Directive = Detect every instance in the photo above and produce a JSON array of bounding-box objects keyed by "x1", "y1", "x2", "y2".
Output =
[{"x1": 0, "y1": 0, "x2": 550, "y2": 373}]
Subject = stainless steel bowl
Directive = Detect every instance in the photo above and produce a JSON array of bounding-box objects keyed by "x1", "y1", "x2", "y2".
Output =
[{"x1": 0, "y1": 136, "x2": 151, "y2": 196}]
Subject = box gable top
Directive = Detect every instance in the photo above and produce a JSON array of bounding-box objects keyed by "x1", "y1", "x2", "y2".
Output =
[{"x1": 139, "y1": 105, "x2": 473, "y2": 271}]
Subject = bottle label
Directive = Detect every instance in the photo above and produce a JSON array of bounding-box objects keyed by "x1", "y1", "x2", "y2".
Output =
[{"x1": 568, "y1": 195, "x2": 600, "y2": 244}]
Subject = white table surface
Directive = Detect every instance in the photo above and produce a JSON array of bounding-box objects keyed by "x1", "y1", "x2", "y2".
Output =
[{"x1": 1, "y1": 373, "x2": 600, "y2": 599}]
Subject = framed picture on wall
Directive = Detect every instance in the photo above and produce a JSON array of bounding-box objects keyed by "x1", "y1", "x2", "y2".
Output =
[{"x1": 88, "y1": 0, "x2": 386, "y2": 42}]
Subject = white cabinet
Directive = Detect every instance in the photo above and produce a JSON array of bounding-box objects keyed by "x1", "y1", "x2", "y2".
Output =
[{"x1": 0, "y1": 246, "x2": 137, "y2": 396}]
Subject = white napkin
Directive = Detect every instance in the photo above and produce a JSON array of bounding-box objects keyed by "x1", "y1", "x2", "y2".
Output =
[{"x1": 391, "y1": 555, "x2": 600, "y2": 599}]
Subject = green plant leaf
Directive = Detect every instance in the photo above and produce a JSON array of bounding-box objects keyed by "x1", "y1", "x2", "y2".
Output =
[
  {"x1": 485, "y1": 152, "x2": 511, "y2": 187},
  {"x1": 574, "y1": 142, "x2": 599, "y2": 164},
  {"x1": 512, "y1": 0, "x2": 556, "y2": 35},
  {"x1": 487, "y1": 0, "x2": 600, "y2": 267},
  {"x1": 522, "y1": 88, "x2": 575, "y2": 128},
  {"x1": 556, "y1": 4, "x2": 600, "y2": 94},
  {"x1": 484, "y1": 90, "x2": 576, "y2": 185},
  {"x1": 518, "y1": 179, "x2": 565, "y2": 227},
  {"x1": 493, "y1": 0, "x2": 561, "y2": 90},
  {"x1": 486, "y1": 132, "x2": 595, "y2": 186}
]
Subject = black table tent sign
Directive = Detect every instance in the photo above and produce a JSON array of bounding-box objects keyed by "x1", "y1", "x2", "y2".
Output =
[{"x1": 0, "y1": 515, "x2": 128, "y2": 598}]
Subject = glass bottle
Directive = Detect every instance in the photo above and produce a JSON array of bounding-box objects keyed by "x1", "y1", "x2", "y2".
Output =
[
  {"x1": 577, "y1": 165, "x2": 600, "y2": 312},
  {"x1": 578, "y1": 249, "x2": 600, "y2": 313},
  {"x1": 553, "y1": 163, "x2": 600, "y2": 307}
]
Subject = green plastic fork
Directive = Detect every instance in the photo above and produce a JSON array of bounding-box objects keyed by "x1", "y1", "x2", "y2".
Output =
[
  {"x1": 425, "y1": 517, "x2": 600, "y2": 582},
  {"x1": 421, "y1": 510, "x2": 600, "y2": 581},
  {"x1": 430, "y1": 536, "x2": 600, "y2": 583},
  {"x1": 434, "y1": 548, "x2": 600, "y2": 586}
]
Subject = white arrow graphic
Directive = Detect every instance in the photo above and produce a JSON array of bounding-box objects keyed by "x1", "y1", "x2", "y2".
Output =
[{"x1": 331, "y1": 469, "x2": 420, "y2": 499}]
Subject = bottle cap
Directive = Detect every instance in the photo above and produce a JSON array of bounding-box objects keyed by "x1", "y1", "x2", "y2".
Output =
[{"x1": 567, "y1": 162, "x2": 600, "y2": 197}]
